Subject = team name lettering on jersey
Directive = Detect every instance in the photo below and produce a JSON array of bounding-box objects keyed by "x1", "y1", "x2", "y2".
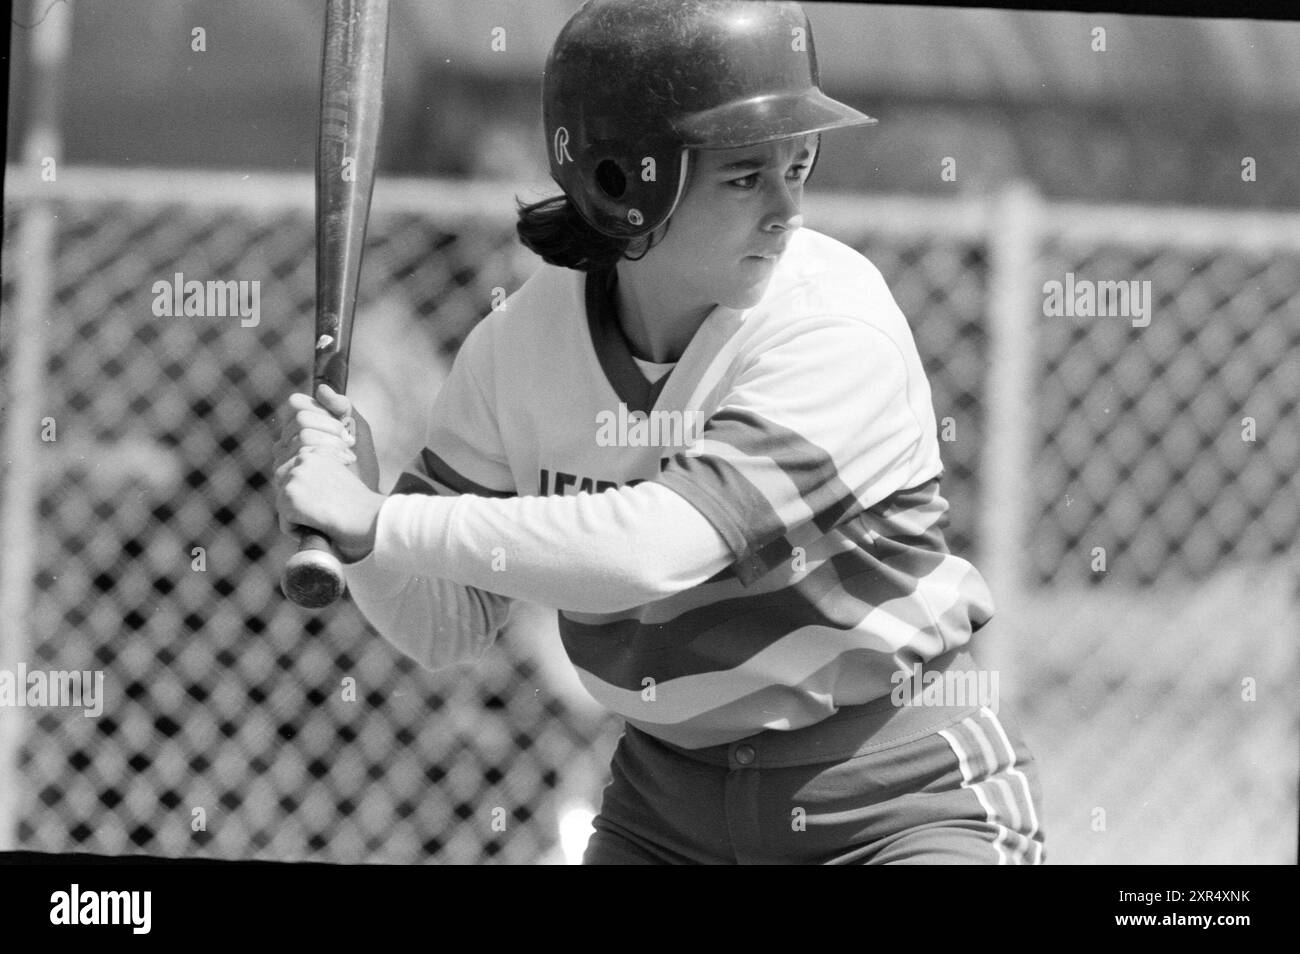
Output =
[{"x1": 538, "y1": 458, "x2": 673, "y2": 496}]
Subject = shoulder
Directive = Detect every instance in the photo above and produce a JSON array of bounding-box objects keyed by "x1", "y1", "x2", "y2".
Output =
[
  {"x1": 781, "y1": 227, "x2": 882, "y2": 280},
  {"x1": 743, "y1": 228, "x2": 911, "y2": 348},
  {"x1": 458, "y1": 262, "x2": 586, "y2": 363}
]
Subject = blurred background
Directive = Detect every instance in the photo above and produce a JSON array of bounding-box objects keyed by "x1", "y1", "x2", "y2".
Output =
[{"x1": 1, "y1": 0, "x2": 1296, "y2": 864}]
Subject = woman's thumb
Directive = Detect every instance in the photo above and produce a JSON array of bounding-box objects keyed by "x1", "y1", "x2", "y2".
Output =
[{"x1": 316, "y1": 383, "x2": 352, "y2": 418}]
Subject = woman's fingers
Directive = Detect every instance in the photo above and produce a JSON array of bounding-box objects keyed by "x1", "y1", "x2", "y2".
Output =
[
  {"x1": 272, "y1": 427, "x2": 352, "y2": 471},
  {"x1": 273, "y1": 444, "x2": 357, "y2": 491},
  {"x1": 287, "y1": 391, "x2": 355, "y2": 440},
  {"x1": 294, "y1": 407, "x2": 353, "y2": 442},
  {"x1": 315, "y1": 383, "x2": 352, "y2": 418}
]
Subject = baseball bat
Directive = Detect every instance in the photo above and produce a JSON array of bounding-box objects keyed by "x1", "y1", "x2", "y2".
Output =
[{"x1": 282, "y1": 0, "x2": 390, "y2": 609}]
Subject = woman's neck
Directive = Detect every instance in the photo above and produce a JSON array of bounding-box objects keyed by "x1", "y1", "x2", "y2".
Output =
[{"x1": 612, "y1": 265, "x2": 713, "y2": 364}]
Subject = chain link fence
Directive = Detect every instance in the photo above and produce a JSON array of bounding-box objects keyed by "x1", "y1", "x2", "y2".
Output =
[{"x1": 2, "y1": 166, "x2": 1297, "y2": 863}]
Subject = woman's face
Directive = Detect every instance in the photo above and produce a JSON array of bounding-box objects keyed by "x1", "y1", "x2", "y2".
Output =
[{"x1": 634, "y1": 134, "x2": 818, "y2": 312}]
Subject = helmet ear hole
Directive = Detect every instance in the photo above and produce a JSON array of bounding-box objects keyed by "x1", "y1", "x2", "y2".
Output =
[{"x1": 595, "y1": 159, "x2": 628, "y2": 199}]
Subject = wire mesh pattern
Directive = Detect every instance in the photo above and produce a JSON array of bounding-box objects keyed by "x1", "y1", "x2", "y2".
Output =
[
  {"x1": 1031, "y1": 237, "x2": 1300, "y2": 586},
  {"x1": 2, "y1": 172, "x2": 1297, "y2": 863},
  {"x1": 865, "y1": 239, "x2": 990, "y2": 559},
  {"x1": 4, "y1": 195, "x2": 617, "y2": 863}
]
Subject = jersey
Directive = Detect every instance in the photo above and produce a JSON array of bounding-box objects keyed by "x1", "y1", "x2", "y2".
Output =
[{"x1": 395, "y1": 227, "x2": 995, "y2": 749}]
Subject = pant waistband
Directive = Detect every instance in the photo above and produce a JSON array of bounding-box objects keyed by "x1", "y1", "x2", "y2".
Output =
[{"x1": 636, "y1": 648, "x2": 991, "y2": 769}]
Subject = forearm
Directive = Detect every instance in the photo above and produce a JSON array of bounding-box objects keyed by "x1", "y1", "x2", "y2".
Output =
[
  {"x1": 363, "y1": 482, "x2": 734, "y2": 613},
  {"x1": 342, "y1": 554, "x2": 513, "y2": 671}
]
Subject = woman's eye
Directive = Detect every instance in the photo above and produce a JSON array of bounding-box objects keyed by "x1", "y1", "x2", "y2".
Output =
[{"x1": 728, "y1": 164, "x2": 809, "y2": 189}]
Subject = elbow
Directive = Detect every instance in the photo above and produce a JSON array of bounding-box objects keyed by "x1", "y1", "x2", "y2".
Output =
[
  {"x1": 408, "y1": 616, "x2": 502, "y2": 674},
  {"x1": 366, "y1": 579, "x2": 510, "y2": 674},
  {"x1": 418, "y1": 635, "x2": 493, "y2": 674},
  {"x1": 426, "y1": 588, "x2": 512, "y2": 670}
]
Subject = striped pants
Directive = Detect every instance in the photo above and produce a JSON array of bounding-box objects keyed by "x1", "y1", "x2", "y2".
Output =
[{"x1": 584, "y1": 658, "x2": 1045, "y2": 865}]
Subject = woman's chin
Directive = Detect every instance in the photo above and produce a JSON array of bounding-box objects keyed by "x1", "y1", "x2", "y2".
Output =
[{"x1": 720, "y1": 273, "x2": 776, "y2": 310}]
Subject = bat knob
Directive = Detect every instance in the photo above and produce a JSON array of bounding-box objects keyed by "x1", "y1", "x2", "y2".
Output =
[{"x1": 283, "y1": 537, "x2": 347, "y2": 609}]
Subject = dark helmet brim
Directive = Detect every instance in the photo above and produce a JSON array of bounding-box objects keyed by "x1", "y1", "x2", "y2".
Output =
[{"x1": 674, "y1": 88, "x2": 877, "y2": 150}]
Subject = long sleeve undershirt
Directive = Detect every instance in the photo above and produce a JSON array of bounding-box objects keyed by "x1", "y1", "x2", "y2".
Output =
[{"x1": 341, "y1": 480, "x2": 736, "y2": 668}]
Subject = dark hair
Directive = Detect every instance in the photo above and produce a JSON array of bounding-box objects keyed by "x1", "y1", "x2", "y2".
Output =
[{"x1": 516, "y1": 194, "x2": 668, "y2": 272}]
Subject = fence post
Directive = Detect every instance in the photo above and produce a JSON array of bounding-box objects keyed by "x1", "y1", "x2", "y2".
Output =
[
  {"x1": 0, "y1": 0, "x2": 71, "y2": 850},
  {"x1": 978, "y1": 181, "x2": 1042, "y2": 671}
]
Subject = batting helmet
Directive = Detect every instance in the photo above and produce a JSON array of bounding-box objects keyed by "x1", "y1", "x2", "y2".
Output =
[{"x1": 542, "y1": 0, "x2": 877, "y2": 240}]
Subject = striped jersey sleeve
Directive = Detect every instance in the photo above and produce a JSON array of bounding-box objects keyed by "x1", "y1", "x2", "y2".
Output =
[{"x1": 658, "y1": 313, "x2": 938, "y2": 587}]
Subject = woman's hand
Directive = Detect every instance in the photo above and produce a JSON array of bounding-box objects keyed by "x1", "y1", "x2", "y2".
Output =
[
  {"x1": 273, "y1": 383, "x2": 380, "y2": 490},
  {"x1": 272, "y1": 384, "x2": 385, "y2": 561}
]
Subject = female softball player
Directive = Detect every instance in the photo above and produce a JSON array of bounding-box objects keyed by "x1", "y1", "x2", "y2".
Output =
[{"x1": 274, "y1": 0, "x2": 1045, "y2": 864}]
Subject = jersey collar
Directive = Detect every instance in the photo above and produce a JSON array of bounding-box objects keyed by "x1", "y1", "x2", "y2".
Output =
[{"x1": 585, "y1": 268, "x2": 675, "y2": 415}]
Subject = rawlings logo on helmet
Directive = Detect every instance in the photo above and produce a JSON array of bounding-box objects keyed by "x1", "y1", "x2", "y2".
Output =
[{"x1": 553, "y1": 127, "x2": 573, "y2": 166}]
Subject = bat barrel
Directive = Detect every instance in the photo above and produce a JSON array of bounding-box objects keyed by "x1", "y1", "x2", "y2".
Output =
[{"x1": 314, "y1": 0, "x2": 389, "y2": 395}]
